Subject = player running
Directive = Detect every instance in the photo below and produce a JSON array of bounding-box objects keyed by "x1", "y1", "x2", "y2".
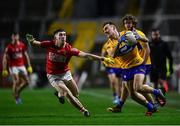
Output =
[
  {"x1": 2, "y1": 33, "x2": 33, "y2": 104},
  {"x1": 102, "y1": 21, "x2": 165, "y2": 116},
  {"x1": 120, "y1": 15, "x2": 158, "y2": 107},
  {"x1": 26, "y1": 29, "x2": 114, "y2": 117},
  {"x1": 101, "y1": 35, "x2": 122, "y2": 104}
]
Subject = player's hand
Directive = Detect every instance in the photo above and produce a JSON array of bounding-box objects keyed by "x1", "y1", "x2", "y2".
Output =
[
  {"x1": 132, "y1": 31, "x2": 140, "y2": 40},
  {"x1": 2, "y1": 69, "x2": 8, "y2": 77},
  {"x1": 27, "y1": 66, "x2": 33, "y2": 74},
  {"x1": 26, "y1": 34, "x2": 35, "y2": 44},
  {"x1": 118, "y1": 35, "x2": 126, "y2": 43},
  {"x1": 102, "y1": 61, "x2": 109, "y2": 66},
  {"x1": 103, "y1": 57, "x2": 115, "y2": 65}
]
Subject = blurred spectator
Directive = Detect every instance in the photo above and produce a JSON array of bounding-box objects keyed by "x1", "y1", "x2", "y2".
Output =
[{"x1": 149, "y1": 28, "x2": 174, "y2": 94}]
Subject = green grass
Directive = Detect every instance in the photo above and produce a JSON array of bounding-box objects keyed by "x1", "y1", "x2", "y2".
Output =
[{"x1": 0, "y1": 88, "x2": 180, "y2": 125}]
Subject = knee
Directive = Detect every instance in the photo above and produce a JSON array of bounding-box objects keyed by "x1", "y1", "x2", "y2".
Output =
[{"x1": 134, "y1": 84, "x2": 143, "y2": 92}]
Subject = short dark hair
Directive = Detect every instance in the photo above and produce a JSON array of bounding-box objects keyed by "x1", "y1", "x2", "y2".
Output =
[
  {"x1": 122, "y1": 14, "x2": 138, "y2": 27},
  {"x1": 12, "y1": 32, "x2": 19, "y2": 35},
  {"x1": 151, "y1": 28, "x2": 160, "y2": 32},
  {"x1": 53, "y1": 29, "x2": 65, "y2": 36},
  {"x1": 103, "y1": 21, "x2": 116, "y2": 28}
]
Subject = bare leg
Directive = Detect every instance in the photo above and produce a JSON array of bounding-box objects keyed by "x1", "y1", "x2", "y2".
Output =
[
  {"x1": 17, "y1": 75, "x2": 29, "y2": 97},
  {"x1": 65, "y1": 79, "x2": 79, "y2": 97},
  {"x1": 52, "y1": 82, "x2": 89, "y2": 116},
  {"x1": 12, "y1": 74, "x2": 19, "y2": 99}
]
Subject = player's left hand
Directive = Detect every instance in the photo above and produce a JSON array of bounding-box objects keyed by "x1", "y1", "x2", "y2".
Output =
[
  {"x1": 26, "y1": 34, "x2": 35, "y2": 44},
  {"x1": 27, "y1": 66, "x2": 33, "y2": 74},
  {"x1": 103, "y1": 57, "x2": 115, "y2": 65},
  {"x1": 132, "y1": 31, "x2": 140, "y2": 40}
]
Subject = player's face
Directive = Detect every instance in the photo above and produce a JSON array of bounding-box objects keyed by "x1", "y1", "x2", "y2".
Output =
[
  {"x1": 11, "y1": 34, "x2": 19, "y2": 43},
  {"x1": 54, "y1": 31, "x2": 66, "y2": 45},
  {"x1": 14, "y1": 34, "x2": 19, "y2": 41},
  {"x1": 151, "y1": 31, "x2": 160, "y2": 41},
  {"x1": 124, "y1": 20, "x2": 133, "y2": 31},
  {"x1": 103, "y1": 24, "x2": 117, "y2": 39}
]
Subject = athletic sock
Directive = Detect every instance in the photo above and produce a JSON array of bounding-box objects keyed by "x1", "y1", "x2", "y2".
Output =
[
  {"x1": 80, "y1": 107, "x2": 85, "y2": 112},
  {"x1": 153, "y1": 89, "x2": 160, "y2": 96},
  {"x1": 113, "y1": 92, "x2": 117, "y2": 98},
  {"x1": 146, "y1": 102, "x2": 154, "y2": 111},
  {"x1": 116, "y1": 99, "x2": 124, "y2": 108}
]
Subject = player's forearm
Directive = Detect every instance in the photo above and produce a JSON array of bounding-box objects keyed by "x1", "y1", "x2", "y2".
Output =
[
  {"x1": 25, "y1": 53, "x2": 31, "y2": 67},
  {"x1": 85, "y1": 53, "x2": 104, "y2": 61},
  {"x1": 139, "y1": 37, "x2": 149, "y2": 42},
  {"x1": 143, "y1": 51, "x2": 148, "y2": 64},
  {"x1": 2, "y1": 55, "x2": 7, "y2": 70},
  {"x1": 31, "y1": 40, "x2": 41, "y2": 46}
]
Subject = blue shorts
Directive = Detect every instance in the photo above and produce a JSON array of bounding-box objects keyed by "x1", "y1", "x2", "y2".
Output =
[
  {"x1": 105, "y1": 67, "x2": 122, "y2": 78},
  {"x1": 121, "y1": 64, "x2": 146, "y2": 81},
  {"x1": 145, "y1": 64, "x2": 151, "y2": 75}
]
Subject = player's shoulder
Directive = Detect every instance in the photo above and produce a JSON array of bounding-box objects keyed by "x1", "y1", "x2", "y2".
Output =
[
  {"x1": 65, "y1": 42, "x2": 71, "y2": 47},
  {"x1": 6, "y1": 42, "x2": 13, "y2": 49},
  {"x1": 6, "y1": 43, "x2": 12, "y2": 47},
  {"x1": 136, "y1": 29, "x2": 145, "y2": 36},
  {"x1": 105, "y1": 39, "x2": 117, "y2": 47},
  {"x1": 64, "y1": 42, "x2": 73, "y2": 50},
  {"x1": 19, "y1": 41, "x2": 26, "y2": 46},
  {"x1": 104, "y1": 39, "x2": 111, "y2": 46}
]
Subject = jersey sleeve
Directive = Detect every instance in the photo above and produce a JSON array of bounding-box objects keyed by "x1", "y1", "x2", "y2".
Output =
[
  {"x1": 69, "y1": 47, "x2": 80, "y2": 56},
  {"x1": 40, "y1": 41, "x2": 54, "y2": 48},
  {"x1": 137, "y1": 30, "x2": 146, "y2": 38}
]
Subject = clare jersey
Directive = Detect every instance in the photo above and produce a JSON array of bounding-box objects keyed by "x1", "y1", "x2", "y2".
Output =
[
  {"x1": 40, "y1": 41, "x2": 80, "y2": 74},
  {"x1": 136, "y1": 29, "x2": 151, "y2": 65},
  {"x1": 114, "y1": 30, "x2": 143, "y2": 69},
  {"x1": 5, "y1": 41, "x2": 27, "y2": 67},
  {"x1": 101, "y1": 39, "x2": 122, "y2": 68}
]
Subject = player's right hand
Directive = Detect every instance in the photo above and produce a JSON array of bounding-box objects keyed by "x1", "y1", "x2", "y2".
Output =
[
  {"x1": 26, "y1": 34, "x2": 34, "y2": 44},
  {"x1": 27, "y1": 66, "x2": 33, "y2": 74},
  {"x1": 2, "y1": 70, "x2": 8, "y2": 77}
]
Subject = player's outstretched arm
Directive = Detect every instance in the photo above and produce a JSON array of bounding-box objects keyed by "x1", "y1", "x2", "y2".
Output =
[
  {"x1": 78, "y1": 51, "x2": 114, "y2": 64},
  {"x1": 26, "y1": 34, "x2": 41, "y2": 46},
  {"x1": 78, "y1": 51, "x2": 103, "y2": 60}
]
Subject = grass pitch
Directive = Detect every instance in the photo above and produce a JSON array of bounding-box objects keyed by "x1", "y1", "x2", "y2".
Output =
[{"x1": 0, "y1": 88, "x2": 180, "y2": 125}]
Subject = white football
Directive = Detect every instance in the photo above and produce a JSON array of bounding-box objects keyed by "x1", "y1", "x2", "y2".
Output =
[{"x1": 125, "y1": 31, "x2": 137, "y2": 45}]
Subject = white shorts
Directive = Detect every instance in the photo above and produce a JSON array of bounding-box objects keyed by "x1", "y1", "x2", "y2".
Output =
[
  {"x1": 47, "y1": 70, "x2": 73, "y2": 87},
  {"x1": 9, "y1": 66, "x2": 28, "y2": 76}
]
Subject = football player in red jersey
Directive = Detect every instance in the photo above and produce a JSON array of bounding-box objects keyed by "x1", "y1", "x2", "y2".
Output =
[
  {"x1": 2, "y1": 33, "x2": 33, "y2": 104},
  {"x1": 26, "y1": 29, "x2": 114, "y2": 117}
]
